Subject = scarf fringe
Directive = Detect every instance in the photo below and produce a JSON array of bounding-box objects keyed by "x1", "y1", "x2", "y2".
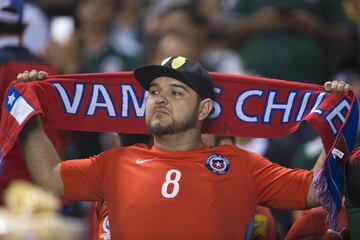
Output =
[
  {"x1": 0, "y1": 146, "x2": 4, "y2": 175},
  {"x1": 312, "y1": 169, "x2": 338, "y2": 230}
]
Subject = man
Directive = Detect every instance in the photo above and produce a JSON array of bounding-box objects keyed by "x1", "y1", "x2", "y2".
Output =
[
  {"x1": 17, "y1": 56, "x2": 351, "y2": 239},
  {"x1": 0, "y1": 0, "x2": 67, "y2": 204}
]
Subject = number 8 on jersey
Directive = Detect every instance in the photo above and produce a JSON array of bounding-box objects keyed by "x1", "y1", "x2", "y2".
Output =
[{"x1": 161, "y1": 169, "x2": 181, "y2": 198}]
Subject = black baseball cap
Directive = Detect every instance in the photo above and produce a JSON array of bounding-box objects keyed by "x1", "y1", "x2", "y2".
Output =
[{"x1": 134, "y1": 56, "x2": 214, "y2": 100}]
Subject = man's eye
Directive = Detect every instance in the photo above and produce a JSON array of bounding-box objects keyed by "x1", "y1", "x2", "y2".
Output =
[
  {"x1": 172, "y1": 91, "x2": 183, "y2": 96},
  {"x1": 149, "y1": 90, "x2": 158, "y2": 95}
]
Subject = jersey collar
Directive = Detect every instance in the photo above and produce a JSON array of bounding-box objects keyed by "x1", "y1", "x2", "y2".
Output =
[{"x1": 151, "y1": 144, "x2": 210, "y2": 154}]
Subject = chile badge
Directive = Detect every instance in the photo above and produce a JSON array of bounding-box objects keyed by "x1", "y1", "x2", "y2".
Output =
[{"x1": 205, "y1": 154, "x2": 230, "y2": 175}]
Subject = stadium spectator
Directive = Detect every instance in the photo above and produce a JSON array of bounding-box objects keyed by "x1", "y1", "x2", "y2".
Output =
[
  {"x1": 222, "y1": 0, "x2": 354, "y2": 85},
  {"x1": 0, "y1": 0, "x2": 68, "y2": 204}
]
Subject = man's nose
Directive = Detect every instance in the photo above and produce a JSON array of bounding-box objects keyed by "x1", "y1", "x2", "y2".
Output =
[{"x1": 154, "y1": 93, "x2": 168, "y2": 105}]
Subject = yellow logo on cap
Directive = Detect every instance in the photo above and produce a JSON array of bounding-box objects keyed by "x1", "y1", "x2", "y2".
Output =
[{"x1": 171, "y1": 56, "x2": 186, "y2": 69}]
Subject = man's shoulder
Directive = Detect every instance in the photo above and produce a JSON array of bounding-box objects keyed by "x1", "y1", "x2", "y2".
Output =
[
  {"x1": 0, "y1": 47, "x2": 47, "y2": 66},
  {"x1": 211, "y1": 144, "x2": 262, "y2": 158},
  {"x1": 101, "y1": 144, "x2": 150, "y2": 156}
]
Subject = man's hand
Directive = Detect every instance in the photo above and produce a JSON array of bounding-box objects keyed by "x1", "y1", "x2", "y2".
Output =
[
  {"x1": 17, "y1": 70, "x2": 48, "y2": 82},
  {"x1": 324, "y1": 81, "x2": 352, "y2": 95}
]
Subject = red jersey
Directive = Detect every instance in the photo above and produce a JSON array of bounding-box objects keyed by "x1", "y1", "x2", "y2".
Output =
[
  {"x1": 285, "y1": 205, "x2": 349, "y2": 240},
  {"x1": 92, "y1": 202, "x2": 278, "y2": 240},
  {"x1": 61, "y1": 144, "x2": 312, "y2": 240},
  {"x1": 92, "y1": 201, "x2": 110, "y2": 240}
]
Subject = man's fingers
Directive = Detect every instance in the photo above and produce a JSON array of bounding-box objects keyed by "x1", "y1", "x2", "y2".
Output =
[
  {"x1": 336, "y1": 81, "x2": 346, "y2": 94},
  {"x1": 38, "y1": 71, "x2": 48, "y2": 79},
  {"x1": 324, "y1": 80, "x2": 352, "y2": 95},
  {"x1": 17, "y1": 73, "x2": 23, "y2": 82},
  {"x1": 29, "y1": 69, "x2": 38, "y2": 81},
  {"x1": 344, "y1": 84, "x2": 352, "y2": 95},
  {"x1": 330, "y1": 81, "x2": 338, "y2": 94},
  {"x1": 22, "y1": 71, "x2": 30, "y2": 82},
  {"x1": 324, "y1": 81, "x2": 332, "y2": 91},
  {"x1": 17, "y1": 70, "x2": 48, "y2": 82}
]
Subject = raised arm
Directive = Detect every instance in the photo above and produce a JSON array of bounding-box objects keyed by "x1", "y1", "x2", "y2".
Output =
[
  {"x1": 20, "y1": 116, "x2": 64, "y2": 197},
  {"x1": 18, "y1": 70, "x2": 64, "y2": 197},
  {"x1": 305, "y1": 80, "x2": 352, "y2": 208}
]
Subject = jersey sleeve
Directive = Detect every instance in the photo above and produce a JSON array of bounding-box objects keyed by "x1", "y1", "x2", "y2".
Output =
[
  {"x1": 249, "y1": 155, "x2": 313, "y2": 209},
  {"x1": 60, "y1": 154, "x2": 105, "y2": 201}
]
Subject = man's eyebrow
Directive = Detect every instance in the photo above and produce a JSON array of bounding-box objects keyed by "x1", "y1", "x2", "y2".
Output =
[
  {"x1": 149, "y1": 82, "x2": 159, "y2": 88},
  {"x1": 149, "y1": 82, "x2": 190, "y2": 92},
  {"x1": 170, "y1": 83, "x2": 189, "y2": 92}
]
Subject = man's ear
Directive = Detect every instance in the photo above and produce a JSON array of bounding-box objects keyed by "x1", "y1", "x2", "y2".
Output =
[{"x1": 198, "y1": 98, "x2": 213, "y2": 121}]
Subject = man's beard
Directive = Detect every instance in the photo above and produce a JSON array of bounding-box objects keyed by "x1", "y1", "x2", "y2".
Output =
[{"x1": 146, "y1": 109, "x2": 198, "y2": 136}]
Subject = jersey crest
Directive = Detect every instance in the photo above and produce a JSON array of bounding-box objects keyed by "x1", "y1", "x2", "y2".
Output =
[
  {"x1": 205, "y1": 154, "x2": 230, "y2": 175},
  {"x1": 100, "y1": 215, "x2": 111, "y2": 240}
]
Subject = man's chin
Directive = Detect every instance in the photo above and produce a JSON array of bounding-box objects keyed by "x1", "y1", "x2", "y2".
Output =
[
  {"x1": 147, "y1": 122, "x2": 163, "y2": 132},
  {"x1": 148, "y1": 120, "x2": 165, "y2": 128},
  {"x1": 148, "y1": 127, "x2": 170, "y2": 136},
  {"x1": 147, "y1": 121, "x2": 176, "y2": 136}
]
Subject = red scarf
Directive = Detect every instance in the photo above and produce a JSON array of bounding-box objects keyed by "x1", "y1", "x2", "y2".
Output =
[{"x1": 1, "y1": 72, "x2": 358, "y2": 227}]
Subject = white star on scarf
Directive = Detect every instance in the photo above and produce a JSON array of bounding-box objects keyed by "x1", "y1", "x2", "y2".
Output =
[{"x1": 7, "y1": 93, "x2": 15, "y2": 106}]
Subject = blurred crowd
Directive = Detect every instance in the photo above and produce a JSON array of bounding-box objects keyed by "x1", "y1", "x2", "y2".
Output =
[{"x1": 2, "y1": 0, "x2": 360, "y2": 239}]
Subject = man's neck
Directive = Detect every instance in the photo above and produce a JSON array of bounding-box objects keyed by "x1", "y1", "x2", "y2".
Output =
[{"x1": 153, "y1": 128, "x2": 205, "y2": 151}]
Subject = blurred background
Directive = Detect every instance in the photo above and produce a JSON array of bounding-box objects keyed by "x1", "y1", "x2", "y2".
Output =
[{"x1": 1, "y1": 0, "x2": 360, "y2": 239}]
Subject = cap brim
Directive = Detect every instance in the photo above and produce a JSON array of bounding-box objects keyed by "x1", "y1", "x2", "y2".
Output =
[{"x1": 134, "y1": 65, "x2": 189, "y2": 91}]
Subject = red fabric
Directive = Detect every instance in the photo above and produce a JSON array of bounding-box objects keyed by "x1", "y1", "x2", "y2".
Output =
[
  {"x1": 91, "y1": 201, "x2": 109, "y2": 240},
  {"x1": 92, "y1": 200, "x2": 280, "y2": 240},
  {"x1": 61, "y1": 144, "x2": 311, "y2": 239},
  {"x1": 0, "y1": 72, "x2": 356, "y2": 162},
  {"x1": 285, "y1": 205, "x2": 349, "y2": 240},
  {"x1": 350, "y1": 147, "x2": 360, "y2": 160}
]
